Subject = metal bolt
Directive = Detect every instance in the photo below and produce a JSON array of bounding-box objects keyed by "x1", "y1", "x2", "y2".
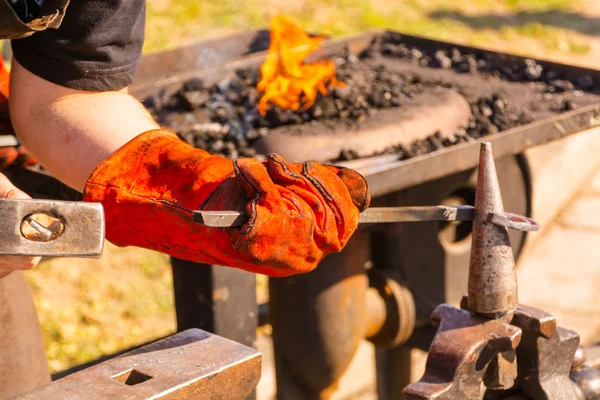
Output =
[{"x1": 20, "y1": 213, "x2": 64, "y2": 242}]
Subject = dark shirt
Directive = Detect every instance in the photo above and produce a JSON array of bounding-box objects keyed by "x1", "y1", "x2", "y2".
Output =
[{"x1": 10, "y1": 0, "x2": 145, "y2": 92}]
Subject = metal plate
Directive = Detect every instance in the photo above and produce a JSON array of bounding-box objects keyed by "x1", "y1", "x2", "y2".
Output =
[
  {"x1": 0, "y1": 199, "x2": 104, "y2": 257},
  {"x1": 14, "y1": 329, "x2": 262, "y2": 400}
]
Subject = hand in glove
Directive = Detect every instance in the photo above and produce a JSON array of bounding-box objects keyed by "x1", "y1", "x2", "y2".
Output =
[{"x1": 84, "y1": 130, "x2": 369, "y2": 277}]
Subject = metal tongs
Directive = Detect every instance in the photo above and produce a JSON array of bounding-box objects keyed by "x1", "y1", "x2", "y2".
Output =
[{"x1": 194, "y1": 205, "x2": 538, "y2": 231}]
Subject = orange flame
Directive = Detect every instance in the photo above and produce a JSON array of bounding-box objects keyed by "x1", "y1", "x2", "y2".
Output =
[{"x1": 257, "y1": 15, "x2": 343, "y2": 116}]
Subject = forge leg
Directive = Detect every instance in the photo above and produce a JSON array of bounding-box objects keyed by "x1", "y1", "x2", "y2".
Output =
[
  {"x1": 375, "y1": 346, "x2": 412, "y2": 400},
  {"x1": 0, "y1": 271, "x2": 50, "y2": 398},
  {"x1": 171, "y1": 259, "x2": 257, "y2": 347},
  {"x1": 269, "y1": 231, "x2": 369, "y2": 399}
]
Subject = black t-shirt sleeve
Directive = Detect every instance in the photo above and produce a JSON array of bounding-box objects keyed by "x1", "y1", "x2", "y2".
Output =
[{"x1": 10, "y1": 0, "x2": 145, "y2": 92}]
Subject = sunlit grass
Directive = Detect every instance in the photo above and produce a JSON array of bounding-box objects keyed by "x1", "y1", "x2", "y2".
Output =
[
  {"x1": 25, "y1": 245, "x2": 176, "y2": 373},
  {"x1": 144, "y1": 0, "x2": 592, "y2": 59}
]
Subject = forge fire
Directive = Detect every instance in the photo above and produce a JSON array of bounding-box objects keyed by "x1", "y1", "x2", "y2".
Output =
[{"x1": 256, "y1": 15, "x2": 343, "y2": 116}]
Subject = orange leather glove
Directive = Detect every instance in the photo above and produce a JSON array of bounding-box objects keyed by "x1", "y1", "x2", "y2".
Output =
[{"x1": 84, "y1": 130, "x2": 370, "y2": 277}]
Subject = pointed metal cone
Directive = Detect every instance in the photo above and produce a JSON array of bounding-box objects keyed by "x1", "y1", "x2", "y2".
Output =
[{"x1": 467, "y1": 142, "x2": 518, "y2": 317}]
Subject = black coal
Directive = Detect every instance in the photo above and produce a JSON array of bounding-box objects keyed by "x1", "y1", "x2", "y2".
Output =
[{"x1": 142, "y1": 32, "x2": 591, "y2": 163}]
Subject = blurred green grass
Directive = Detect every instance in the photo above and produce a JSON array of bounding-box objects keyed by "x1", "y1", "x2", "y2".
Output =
[
  {"x1": 19, "y1": 0, "x2": 600, "y2": 374},
  {"x1": 144, "y1": 0, "x2": 596, "y2": 62}
]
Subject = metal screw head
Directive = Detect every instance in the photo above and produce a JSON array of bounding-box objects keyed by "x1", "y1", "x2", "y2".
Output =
[{"x1": 20, "y1": 213, "x2": 64, "y2": 242}]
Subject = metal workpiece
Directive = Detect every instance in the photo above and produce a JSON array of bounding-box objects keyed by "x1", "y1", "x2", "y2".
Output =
[
  {"x1": 14, "y1": 329, "x2": 262, "y2": 400},
  {"x1": 403, "y1": 304, "x2": 522, "y2": 400},
  {"x1": 0, "y1": 199, "x2": 104, "y2": 257},
  {"x1": 195, "y1": 204, "x2": 537, "y2": 229},
  {"x1": 194, "y1": 205, "x2": 478, "y2": 228},
  {"x1": 467, "y1": 142, "x2": 519, "y2": 317}
]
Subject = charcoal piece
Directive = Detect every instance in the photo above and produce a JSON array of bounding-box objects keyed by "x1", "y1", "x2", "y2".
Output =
[
  {"x1": 142, "y1": 96, "x2": 157, "y2": 110},
  {"x1": 337, "y1": 149, "x2": 360, "y2": 161},
  {"x1": 318, "y1": 98, "x2": 338, "y2": 119},
  {"x1": 163, "y1": 112, "x2": 199, "y2": 129},
  {"x1": 240, "y1": 147, "x2": 257, "y2": 157},
  {"x1": 450, "y1": 48, "x2": 462, "y2": 63},
  {"x1": 550, "y1": 79, "x2": 575, "y2": 93},
  {"x1": 381, "y1": 43, "x2": 398, "y2": 56},
  {"x1": 212, "y1": 107, "x2": 230, "y2": 123},
  {"x1": 576, "y1": 75, "x2": 594, "y2": 90},
  {"x1": 333, "y1": 85, "x2": 353, "y2": 101},
  {"x1": 426, "y1": 132, "x2": 444, "y2": 150},
  {"x1": 210, "y1": 140, "x2": 225, "y2": 153},
  {"x1": 410, "y1": 48, "x2": 423, "y2": 59},
  {"x1": 480, "y1": 105, "x2": 493, "y2": 117},
  {"x1": 561, "y1": 100, "x2": 577, "y2": 112},
  {"x1": 235, "y1": 137, "x2": 249, "y2": 149},
  {"x1": 183, "y1": 78, "x2": 205, "y2": 92},
  {"x1": 179, "y1": 91, "x2": 210, "y2": 110},
  {"x1": 523, "y1": 59, "x2": 543, "y2": 80},
  {"x1": 194, "y1": 138, "x2": 207, "y2": 149},
  {"x1": 245, "y1": 129, "x2": 260, "y2": 141}
]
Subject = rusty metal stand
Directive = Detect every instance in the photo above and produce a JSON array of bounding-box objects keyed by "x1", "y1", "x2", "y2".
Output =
[{"x1": 403, "y1": 143, "x2": 600, "y2": 400}]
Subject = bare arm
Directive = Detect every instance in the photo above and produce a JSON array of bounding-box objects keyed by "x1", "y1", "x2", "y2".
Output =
[{"x1": 8, "y1": 58, "x2": 160, "y2": 192}]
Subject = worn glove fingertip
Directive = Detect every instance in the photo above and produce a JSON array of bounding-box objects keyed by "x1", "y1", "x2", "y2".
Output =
[{"x1": 326, "y1": 165, "x2": 370, "y2": 212}]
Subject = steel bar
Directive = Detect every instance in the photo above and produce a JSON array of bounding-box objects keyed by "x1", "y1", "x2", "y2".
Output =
[
  {"x1": 194, "y1": 205, "x2": 476, "y2": 228},
  {"x1": 13, "y1": 329, "x2": 262, "y2": 400},
  {"x1": 0, "y1": 199, "x2": 104, "y2": 257}
]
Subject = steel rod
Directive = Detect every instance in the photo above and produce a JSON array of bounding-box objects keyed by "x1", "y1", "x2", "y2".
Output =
[{"x1": 194, "y1": 205, "x2": 476, "y2": 228}]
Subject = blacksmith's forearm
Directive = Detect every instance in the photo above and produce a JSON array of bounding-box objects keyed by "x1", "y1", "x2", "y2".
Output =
[{"x1": 8, "y1": 59, "x2": 160, "y2": 192}]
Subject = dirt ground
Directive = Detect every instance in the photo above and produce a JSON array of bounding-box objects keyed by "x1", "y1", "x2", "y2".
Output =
[{"x1": 19, "y1": 0, "x2": 600, "y2": 375}]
